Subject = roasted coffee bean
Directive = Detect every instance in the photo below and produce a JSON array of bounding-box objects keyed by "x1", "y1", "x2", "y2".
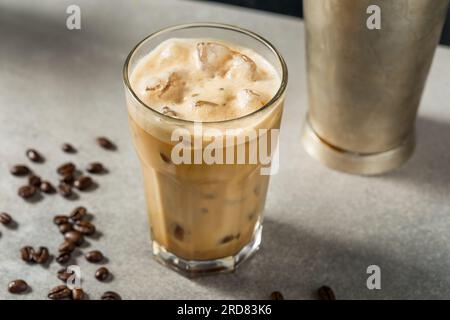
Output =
[
  {"x1": 0, "y1": 212, "x2": 12, "y2": 225},
  {"x1": 72, "y1": 288, "x2": 84, "y2": 300},
  {"x1": 74, "y1": 176, "x2": 93, "y2": 191},
  {"x1": 33, "y1": 247, "x2": 50, "y2": 264},
  {"x1": 59, "y1": 174, "x2": 75, "y2": 186},
  {"x1": 40, "y1": 181, "x2": 55, "y2": 193},
  {"x1": 28, "y1": 175, "x2": 41, "y2": 188},
  {"x1": 173, "y1": 224, "x2": 184, "y2": 241},
  {"x1": 59, "y1": 223, "x2": 73, "y2": 234},
  {"x1": 97, "y1": 137, "x2": 116, "y2": 150},
  {"x1": 318, "y1": 286, "x2": 336, "y2": 301},
  {"x1": 86, "y1": 162, "x2": 105, "y2": 174},
  {"x1": 57, "y1": 162, "x2": 76, "y2": 176},
  {"x1": 8, "y1": 279, "x2": 28, "y2": 294},
  {"x1": 270, "y1": 291, "x2": 284, "y2": 300},
  {"x1": 69, "y1": 206, "x2": 87, "y2": 221},
  {"x1": 56, "y1": 252, "x2": 71, "y2": 265},
  {"x1": 10, "y1": 165, "x2": 30, "y2": 176},
  {"x1": 58, "y1": 183, "x2": 72, "y2": 198},
  {"x1": 73, "y1": 220, "x2": 95, "y2": 235},
  {"x1": 18, "y1": 185, "x2": 37, "y2": 199},
  {"x1": 57, "y1": 268, "x2": 73, "y2": 282},
  {"x1": 58, "y1": 241, "x2": 76, "y2": 253},
  {"x1": 64, "y1": 230, "x2": 84, "y2": 246},
  {"x1": 20, "y1": 246, "x2": 35, "y2": 262},
  {"x1": 101, "y1": 291, "x2": 121, "y2": 300},
  {"x1": 62, "y1": 143, "x2": 76, "y2": 153},
  {"x1": 48, "y1": 285, "x2": 71, "y2": 300},
  {"x1": 85, "y1": 250, "x2": 104, "y2": 263},
  {"x1": 95, "y1": 267, "x2": 110, "y2": 281},
  {"x1": 26, "y1": 149, "x2": 44, "y2": 163},
  {"x1": 53, "y1": 215, "x2": 69, "y2": 226}
]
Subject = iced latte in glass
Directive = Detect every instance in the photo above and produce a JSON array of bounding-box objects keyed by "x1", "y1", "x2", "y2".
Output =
[{"x1": 123, "y1": 24, "x2": 287, "y2": 275}]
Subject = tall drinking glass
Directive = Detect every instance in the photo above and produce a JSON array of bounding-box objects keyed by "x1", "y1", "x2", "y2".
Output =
[{"x1": 123, "y1": 23, "x2": 288, "y2": 275}]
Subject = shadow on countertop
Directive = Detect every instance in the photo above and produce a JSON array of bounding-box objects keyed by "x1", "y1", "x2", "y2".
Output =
[
  {"x1": 194, "y1": 118, "x2": 450, "y2": 300},
  {"x1": 385, "y1": 117, "x2": 450, "y2": 196},
  {"x1": 194, "y1": 217, "x2": 450, "y2": 300}
]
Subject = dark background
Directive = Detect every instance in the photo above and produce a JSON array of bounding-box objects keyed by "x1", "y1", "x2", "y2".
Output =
[{"x1": 202, "y1": 0, "x2": 450, "y2": 46}]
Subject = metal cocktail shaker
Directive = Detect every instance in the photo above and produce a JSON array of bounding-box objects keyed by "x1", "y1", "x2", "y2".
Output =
[{"x1": 302, "y1": 0, "x2": 449, "y2": 175}]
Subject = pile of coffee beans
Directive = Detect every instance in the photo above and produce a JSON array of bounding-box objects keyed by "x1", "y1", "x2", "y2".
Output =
[
  {"x1": 5, "y1": 138, "x2": 121, "y2": 300},
  {"x1": 47, "y1": 206, "x2": 117, "y2": 298},
  {"x1": 9, "y1": 139, "x2": 115, "y2": 202}
]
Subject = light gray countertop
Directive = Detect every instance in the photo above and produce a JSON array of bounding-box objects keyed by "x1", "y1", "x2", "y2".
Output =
[{"x1": 1, "y1": 0, "x2": 450, "y2": 300}]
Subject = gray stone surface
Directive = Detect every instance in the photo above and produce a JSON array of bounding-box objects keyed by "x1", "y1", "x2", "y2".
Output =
[{"x1": 1, "y1": 0, "x2": 450, "y2": 300}]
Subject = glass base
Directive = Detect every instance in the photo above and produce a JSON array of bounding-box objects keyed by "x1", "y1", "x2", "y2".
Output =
[
  {"x1": 152, "y1": 223, "x2": 262, "y2": 276},
  {"x1": 301, "y1": 117, "x2": 415, "y2": 175}
]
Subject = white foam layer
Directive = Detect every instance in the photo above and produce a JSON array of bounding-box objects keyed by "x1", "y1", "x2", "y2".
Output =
[{"x1": 129, "y1": 38, "x2": 281, "y2": 122}]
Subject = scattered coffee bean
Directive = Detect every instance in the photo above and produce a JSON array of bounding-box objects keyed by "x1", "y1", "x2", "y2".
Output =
[
  {"x1": 97, "y1": 137, "x2": 116, "y2": 150},
  {"x1": 86, "y1": 162, "x2": 105, "y2": 174},
  {"x1": 58, "y1": 183, "x2": 72, "y2": 198},
  {"x1": 56, "y1": 252, "x2": 71, "y2": 265},
  {"x1": 26, "y1": 149, "x2": 44, "y2": 163},
  {"x1": 28, "y1": 174, "x2": 41, "y2": 188},
  {"x1": 40, "y1": 181, "x2": 55, "y2": 193},
  {"x1": 18, "y1": 185, "x2": 37, "y2": 199},
  {"x1": 101, "y1": 291, "x2": 121, "y2": 300},
  {"x1": 173, "y1": 224, "x2": 184, "y2": 241},
  {"x1": 85, "y1": 250, "x2": 104, "y2": 263},
  {"x1": 53, "y1": 215, "x2": 69, "y2": 226},
  {"x1": 95, "y1": 267, "x2": 110, "y2": 281},
  {"x1": 0, "y1": 212, "x2": 12, "y2": 225},
  {"x1": 72, "y1": 288, "x2": 84, "y2": 300},
  {"x1": 8, "y1": 279, "x2": 28, "y2": 294},
  {"x1": 48, "y1": 285, "x2": 71, "y2": 300},
  {"x1": 20, "y1": 246, "x2": 35, "y2": 263},
  {"x1": 33, "y1": 246, "x2": 50, "y2": 264},
  {"x1": 59, "y1": 174, "x2": 75, "y2": 186},
  {"x1": 58, "y1": 241, "x2": 76, "y2": 253},
  {"x1": 69, "y1": 206, "x2": 87, "y2": 221},
  {"x1": 73, "y1": 220, "x2": 95, "y2": 235},
  {"x1": 64, "y1": 230, "x2": 84, "y2": 246},
  {"x1": 57, "y1": 268, "x2": 73, "y2": 282},
  {"x1": 74, "y1": 176, "x2": 93, "y2": 191},
  {"x1": 59, "y1": 223, "x2": 73, "y2": 234},
  {"x1": 318, "y1": 286, "x2": 336, "y2": 301},
  {"x1": 270, "y1": 291, "x2": 284, "y2": 300},
  {"x1": 10, "y1": 164, "x2": 31, "y2": 176},
  {"x1": 62, "y1": 143, "x2": 76, "y2": 153},
  {"x1": 57, "y1": 162, "x2": 76, "y2": 176}
]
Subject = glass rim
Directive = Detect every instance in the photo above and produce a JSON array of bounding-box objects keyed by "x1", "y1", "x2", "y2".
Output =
[{"x1": 123, "y1": 22, "x2": 288, "y2": 124}]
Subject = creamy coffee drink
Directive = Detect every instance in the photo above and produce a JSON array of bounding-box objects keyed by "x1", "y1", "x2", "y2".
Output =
[
  {"x1": 124, "y1": 28, "x2": 286, "y2": 273},
  {"x1": 130, "y1": 39, "x2": 280, "y2": 121}
]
